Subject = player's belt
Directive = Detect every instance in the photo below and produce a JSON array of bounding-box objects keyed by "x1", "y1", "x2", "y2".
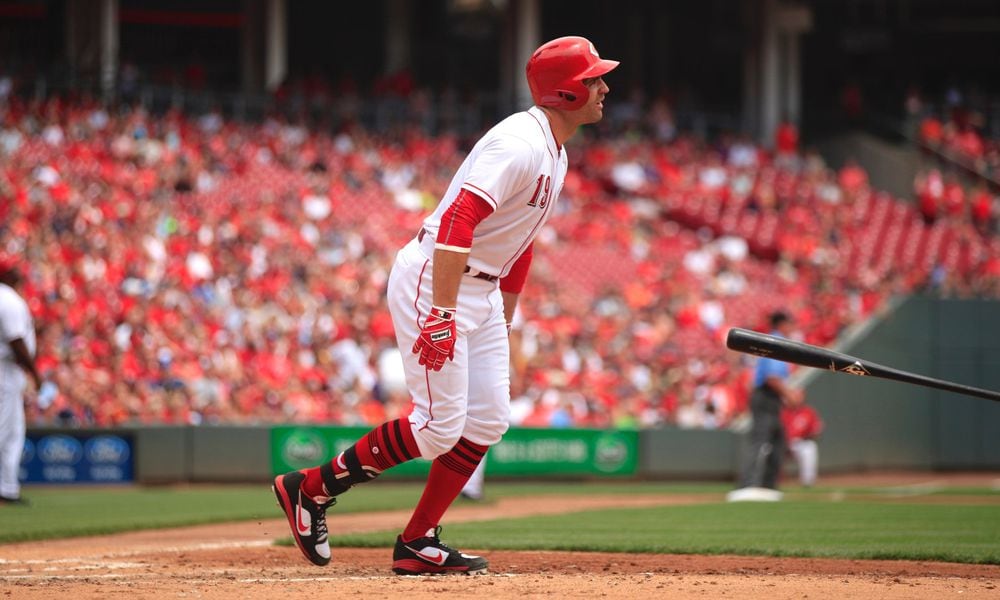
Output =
[{"x1": 418, "y1": 228, "x2": 499, "y2": 283}]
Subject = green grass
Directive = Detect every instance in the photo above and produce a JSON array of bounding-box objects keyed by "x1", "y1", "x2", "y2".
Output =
[
  {"x1": 3, "y1": 481, "x2": 998, "y2": 565},
  {"x1": 331, "y1": 501, "x2": 1000, "y2": 565},
  {"x1": 0, "y1": 481, "x2": 717, "y2": 543},
  {"x1": 0, "y1": 485, "x2": 278, "y2": 543},
  {"x1": 0, "y1": 482, "x2": 432, "y2": 543}
]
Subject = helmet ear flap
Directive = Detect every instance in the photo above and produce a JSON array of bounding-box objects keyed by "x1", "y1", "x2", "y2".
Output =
[
  {"x1": 553, "y1": 81, "x2": 588, "y2": 110},
  {"x1": 558, "y1": 91, "x2": 577, "y2": 103}
]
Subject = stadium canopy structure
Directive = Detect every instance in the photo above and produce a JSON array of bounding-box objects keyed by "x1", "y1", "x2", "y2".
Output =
[{"x1": 1, "y1": 0, "x2": 997, "y2": 143}]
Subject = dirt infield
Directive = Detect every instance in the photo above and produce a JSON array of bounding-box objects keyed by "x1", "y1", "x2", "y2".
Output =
[{"x1": 2, "y1": 473, "x2": 999, "y2": 599}]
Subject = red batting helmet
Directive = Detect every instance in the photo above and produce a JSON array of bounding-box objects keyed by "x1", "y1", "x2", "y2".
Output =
[{"x1": 526, "y1": 36, "x2": 619, "y2": 111}]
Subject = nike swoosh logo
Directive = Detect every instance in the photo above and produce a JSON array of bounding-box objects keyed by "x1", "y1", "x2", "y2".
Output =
[
  {"x1": 296, "y1": 490, "x2": 311, "y2": 537},
  {"x1": 406, "y1": 544, "x2": 448, "y2": 566}
]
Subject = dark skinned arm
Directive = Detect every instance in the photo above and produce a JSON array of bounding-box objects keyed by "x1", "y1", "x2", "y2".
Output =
[{"x1": 9, "y1": 337, "x2": 41, "y2": 390}]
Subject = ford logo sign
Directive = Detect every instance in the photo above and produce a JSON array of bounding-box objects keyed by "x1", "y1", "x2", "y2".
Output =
[
  {"x1": 85, "y1": 436, "x2": 131, "y2": 465},
  {"x1": 38, "y1": 435, "x2": 83, "y2": 465}
]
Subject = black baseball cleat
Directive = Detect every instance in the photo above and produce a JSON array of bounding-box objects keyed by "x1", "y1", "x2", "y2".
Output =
[
  {"x1": 272, "y1": 470, "x2": 336, "y2": 566},
  {"x1": 392, "y1": 526, "x2": 488, "y2": 575}
]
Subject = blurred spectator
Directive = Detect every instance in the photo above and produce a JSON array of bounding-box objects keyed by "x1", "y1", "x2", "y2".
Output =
[
  {"x1": 837, "y1": 158, "x2": 869, "y2": 203},
  {"x1": 942, "y1": 174, "x2": 966, "y2": 222},
  {"x1": 774, "y1": 118, "x2": 799, "y2": 171},
  {"x1": 919, "y1": 113, "x2": 944, "y2": 150},
  {"x1": 840, "y1": 80, "x2": 864, "y2": 124},
  {"x1": 902, "y1": 85, "x2": 924, "y2": 140},
  {"x1": 970, "y1": 184, "x2": 996, "y2": 236},
  {"x1": 915, "y1": 168, "x2": 943, "y2": 225}
]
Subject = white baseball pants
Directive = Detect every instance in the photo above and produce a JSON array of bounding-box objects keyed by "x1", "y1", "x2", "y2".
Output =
[
  {"x1": 0, "y1": 387, "x2": 25, "y2": 499},
  {"x1": 386, "y1": 237, "x2": 511, "y2": 459},
  {"x1": 788, "y1": 438, "x2": 819, "y2": 486}
]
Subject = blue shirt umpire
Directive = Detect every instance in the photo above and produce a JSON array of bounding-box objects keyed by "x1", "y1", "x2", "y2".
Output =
[{"x1": 738, "y1": 310, "x2": 803, "y2": 490}]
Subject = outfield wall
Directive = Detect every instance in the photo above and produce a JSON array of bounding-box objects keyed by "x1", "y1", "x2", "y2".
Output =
[
  {"x1": 23, "y1": 297, "x2": 999, "y2": 484},
  {"x1": 804, "y1": 295, "x2": 1000, "y2": 472}
]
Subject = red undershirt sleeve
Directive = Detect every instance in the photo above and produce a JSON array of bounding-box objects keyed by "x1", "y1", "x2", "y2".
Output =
[
  {"x1": 500, "y1": 242, "x2": 533, "y2": 294},
  {"x1": 435, "y1": 189, "x2": 495, "y2": 252}
]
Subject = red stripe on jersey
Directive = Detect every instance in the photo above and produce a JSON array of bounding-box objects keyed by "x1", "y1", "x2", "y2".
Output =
[
  {"x1": 500, "y1": 242, "x2": 533, "y2": 294},
  {"x1": 421, "y1": 367, "x2": 435, "y2": 432},
  {"x1": 437, "y1": 189, "x2": 495, "y2": 250}
]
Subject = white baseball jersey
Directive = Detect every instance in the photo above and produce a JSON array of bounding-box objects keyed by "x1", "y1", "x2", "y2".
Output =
[
  {"x1": 387, "y1": 106, "x2": 569, "y2": 458},
  {"x1": 421, "y1": 106, "x2": 568, "y2": 277},
  {"x1": 0, "y1": 282, "x2": 34, "y2": 394},
  {"x1": 0, "y1": 281, "x2": 33, "y2": 500}
]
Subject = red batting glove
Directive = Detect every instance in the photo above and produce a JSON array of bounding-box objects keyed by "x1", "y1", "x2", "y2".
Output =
[{"x1": 413, "y1": 306, "x2": 457, "y2": 371}]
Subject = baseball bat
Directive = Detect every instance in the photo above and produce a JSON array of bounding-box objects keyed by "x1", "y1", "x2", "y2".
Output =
[{"x1": 726, "y1": 327, "x2": 1000, "y2": 403}]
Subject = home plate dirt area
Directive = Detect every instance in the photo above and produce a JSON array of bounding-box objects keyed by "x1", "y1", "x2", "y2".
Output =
[{"x1": 1, "y1": 475, "x2": 998, "y2": 599}]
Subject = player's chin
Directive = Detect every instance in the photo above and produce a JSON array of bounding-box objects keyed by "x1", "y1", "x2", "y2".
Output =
[{"x1": 584, "y1": 106, "x2": 604, "y2": 124}]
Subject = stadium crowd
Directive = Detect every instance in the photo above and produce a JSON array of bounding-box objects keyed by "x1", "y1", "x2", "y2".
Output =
[
  {"x1": 1, "y1": 89, "x2": 998, "y2": 431},
  {"x1": 910, "y1": 87, "x2": 1000, "y2": 182}
]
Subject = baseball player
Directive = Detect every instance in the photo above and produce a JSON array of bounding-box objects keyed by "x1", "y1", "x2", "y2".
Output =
[
  {"x1": 0, "y1": 254, "x2": 41, "y2": 505},
  {"x1": 274, "y1": 36, "x2": 618, "y2": 574},
  {"x1": 781, "y1": 395, "x2": 823, "y2": 487}
]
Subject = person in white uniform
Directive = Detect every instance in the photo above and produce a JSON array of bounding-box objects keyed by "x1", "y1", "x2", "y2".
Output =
[
  {"x1": 273, "y1": 36, "x2": 619, "y2": 574},
  {"x1": 0, "y1": 254, "x2": 42, "y2": 505}
]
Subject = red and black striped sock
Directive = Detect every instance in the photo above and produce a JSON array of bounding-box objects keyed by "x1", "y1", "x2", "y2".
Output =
[
  {"x1": 402, "y1": 438, "x2": 488, "y2": 542},
  {"x1": 301, "y1": 418, "x2": 422, "y2": 498}
]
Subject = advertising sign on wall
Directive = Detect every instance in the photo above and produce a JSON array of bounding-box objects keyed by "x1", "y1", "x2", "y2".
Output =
[
  {"x1": 20, "y1": 433, "x2": 134, "y2": 484},
  {"x1": 271, "y1": 426, "x2": 637, "y2": 478}
]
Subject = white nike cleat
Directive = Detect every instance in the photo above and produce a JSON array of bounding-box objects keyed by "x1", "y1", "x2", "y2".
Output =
[
  {"x1": 392, "y1": 526, "x2": 488, "y2": 575},
  {"x1": 273, "y1": 470, "x2": 336, "y2": 566}
]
